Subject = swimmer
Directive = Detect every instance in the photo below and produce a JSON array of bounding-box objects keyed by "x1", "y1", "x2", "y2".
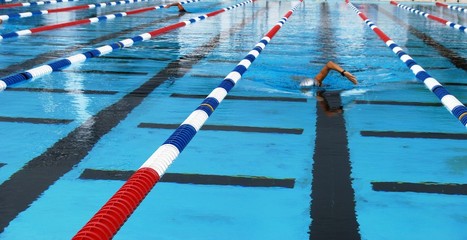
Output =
[
  {"x1": 165, "y1": 2, "x2": 187, "y2": 12},
  {"x1": 300, "y1": 61, "x2": 357, "y2": 87}
]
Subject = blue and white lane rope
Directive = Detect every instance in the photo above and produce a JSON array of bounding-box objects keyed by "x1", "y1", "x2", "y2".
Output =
[
  {"x1": 0, "y1": 0, "x2": 154, "y2": 22},
  {"x1": 0, "y1": 0, "x2": 255, "y2": 91},
  {"x1": 73, "y1": 1, "x2": 303, "y2": 239},
  {"x1": 140, "y1": 0, "x2": 303, "y2": 177},
  {"x1": 0, "y1": 0, "x2": 202, "y2": 41},
  {"x1": 0, "y1": 0, "x2": 81, "y2": 10},
  {"x1": 347, "y1": 1, "x2": 467, "y2": 128},
  {"x1": 391, "y1": 1, "x2": 466, "y2": 33},
  {"x1": 436, "y1": 2, "x2": 467, "y2": 13}
]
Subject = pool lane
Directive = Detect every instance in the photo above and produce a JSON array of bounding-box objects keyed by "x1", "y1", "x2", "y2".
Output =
[
  {"x1": 344, "y1": 3, "x2": 466, "y2": 239},
  {"x1": 375, "y1": 5, "x2": 467, "y2": 70},
  {"x1": 309, "y1": 3, "x2": 359, "y2": 239},
  {"x1": 348, "y1": 2, "x2": 467, "y2": 127},
  {"x1": 73, "y1": 2, "x2": 304, "y2": 238}
]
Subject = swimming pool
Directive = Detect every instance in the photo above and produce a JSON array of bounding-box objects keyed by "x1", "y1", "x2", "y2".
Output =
[{"x1": 0, "y1": 0, "x2": 466, "y2": 239}]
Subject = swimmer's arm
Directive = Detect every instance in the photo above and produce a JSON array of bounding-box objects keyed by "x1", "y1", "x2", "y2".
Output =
[{"x1": 325, "y1": 61, "x2": 358, "y2": 85}]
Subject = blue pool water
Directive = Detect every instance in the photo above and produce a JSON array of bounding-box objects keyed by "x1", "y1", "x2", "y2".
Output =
[{"x1": 0, "y1": 0, "x2": 466, "y2": 239}]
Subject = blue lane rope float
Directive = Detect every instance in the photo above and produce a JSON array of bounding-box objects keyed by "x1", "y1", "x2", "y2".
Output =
[
  {"x1": 436, "y1": 2, "x2": 467, "y2": 13},
  {"x1": 73, "y1": 1, "x2": 303, "y2": 239},
  {"x1": 0, "y1": 0, "x2": 256, "y2": 91},
  {"x1": 0, "y1": 0, "x2": 202, "y2": 41},
  {"x1": 0, "y1": 0, "x2": 81, "y2": 9},
  {"x1": 0, "y1": 0, "x2": 155, "y2": 23},
  {"x1": 346, "y1": 1, "x2": 467, "y2": 128},
  {"x1": 390, "y1": 1, "x2": 466, "y2": 33}
]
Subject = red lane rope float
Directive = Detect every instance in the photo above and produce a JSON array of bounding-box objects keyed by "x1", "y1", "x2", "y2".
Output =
[
  {"x1": 346, "y1": 0, "x2": 467, "y2": 128},
  {"x1": 435, "y1": 2, "x2": 467, "y2": 13},
  {"x1": 390, "y1": 1, "x2": 466, "y2": 33},
  {"x1": 0, "y1": 0, "x2": 155, "y2": 23},
  {"x1": 0, "y1": 0, "x2": 254, "y2": 90},
  {"x1": 74, "y1": 168, "x2": 160, "y2": 240},
  {"x1": 0, "y1": 0, "x2": 202, "y2": 41},
  {"x1": 73, "y1": 1, "x2": 304, "y2": 239},
  {"x1": 0, "y1": 0, "x2": 81, "y2": 10}
]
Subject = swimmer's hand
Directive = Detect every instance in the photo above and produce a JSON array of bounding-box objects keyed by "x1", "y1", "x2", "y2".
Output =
[{"x1": 343, "y1": 71, "x2": 358, "y2": 85}]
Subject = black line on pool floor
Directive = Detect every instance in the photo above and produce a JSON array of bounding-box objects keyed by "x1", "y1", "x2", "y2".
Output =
[
  {"x1": 0, "y1": 163, "x2": 5, "y2": 168},
  {"x1": 138, "y1": 123, "x2": 303, "y2": 134},
  {"x1": 62, "y1": 70, "x2": 148, "y2": 75},
  {"x1": 372, "y1": 182, "x2": 467, "y2": 195},
  {"x1": 6, "y1": 88, "x2": 118, "y2": 95},
  {"x1": 376, "y1": 6, "x2": 467, "y2": 70},
  {"x1": 207, "y1": 59, "x2": 240, "y2": 64},
  {"x1": 190, "y1": 74, "x2": 227, "y2": 78},
  {"x1": 0, "y1": 116, "x2": 72, "y2": 124},
  {"x1": 0, "y1": 6, "x2": 265, "y2": 233},
  {"x1": 443, "y1": 82, "x2": 467, "y2": 87},
  {"x1": 356, "y1": 99, "x2": 466, "y2": 107},
  {"x1": 79, "y1": 169, "x2": 295, "y2": 188},
  {"x1": 99, "y1": 56, "x2": 172, "y2": 62},
  {"x1": 361, "y1": 131, "x2": 467, "y2": 140},
  {"x1": 310, "y1": 96, "x2": 360, "y2": 239},
  {"x1": 170, "y1": 93, "x2": 307, "y2": 102},
  {"x1": 405, "y1": 81, "x2": 467, "y2": 87},
  {"x1": 355, "y1": 100, "x2": 443, "y2": 107}
]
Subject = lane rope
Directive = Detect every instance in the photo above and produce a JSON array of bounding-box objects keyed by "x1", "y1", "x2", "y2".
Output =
[
  {"x1": 435, "y1": 2, "x2": 467, "y2": 13},
  {"x1": 0, "y1": 0, "x2": 255, "y2": 90},
  {"x1": 0, "y1": 0, "x2": 155, "y2": 22},
  {"x1": 0, "y1": 0, "x2": 202, "y2": 41},
  {"x1": 0, "y1": 0, "x2": 81, "y2": 9},
  {"x1": 390, "y1": 1, "x2": 466, "y2": 33},
  {"x1": 347, "y1": 1, "x2": 467, "y2": 128},
  {"x1": 72, "y1": 1, "x2": 303, "y2": 239}
]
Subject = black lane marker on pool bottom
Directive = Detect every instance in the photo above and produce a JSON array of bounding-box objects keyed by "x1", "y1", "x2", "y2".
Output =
[
  {"x1": 138, "y1": 123, "x2": 304, "y2": 134},
  {"x1": 361, "y1": 131, "x2": 467, "y2": 140},
  {"x1": 0, "y1": 5, "x2": 265, "y2": 233},
  {"x1": 0, "y1": 116, "x2": 72, "y2": 124},
  {"x1": 100, "y1": 56, "x2": 172, "y2": 62},
  {"x1": 79, "y1": 169, "x2": 295, "y2": 188},
  {"x1": 7, "y1": 87, "x2": 118, "y2": 95},
  {"x1": 170, "y1": 93, "x2": 307, "y2": 102},
  {"x1": 443, "y1": 82, "x2": 467, "y2": 87},
  {"x1": 0, "y1": 163, "x2": 5, "y2": 168},
  {"x1": 310, "y1": 91, "x2": 360, "y2": 240},
  {"x1": 372, "y1": 182, "x2": 467, "y2": 195},
  {"x1": 61, "y1": 70, "x2": 148, "y2": 75},
  {"x1": 190, "y1": 74, "x2": 228, "y2": 78},
  {"x1": 354, "y1": 100, "x2": 443, "y2": 107},
  {"x1": 355, "y1": 100, "x2": 467, "y2": 107}
]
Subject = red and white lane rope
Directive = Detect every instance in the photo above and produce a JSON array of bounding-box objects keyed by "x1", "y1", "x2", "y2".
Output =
[
  {"x1": 0, "y1": 0, "x2": 202, "y2": 41},
  {"x1": 435, "y1": 2, "x2": 467, "y2": 13},
  {"x1": 390, "y1": 1, "x2": 466, "y2": 33},
  {"x1": 0, "y1": 0, "x2": 254, "y2": 90},
  {"x1": 0, "y1": 0, "x2": 81, "y2": 10},
  {"x1": 0, "y1": 0, "x2": 154, "y2": 22},
  {"x1": 72, "y1": 1, "x2": 303, "y2": 239},
  {"x1": 346, "y1": 1, "x2": 467, "y2": 128}
]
